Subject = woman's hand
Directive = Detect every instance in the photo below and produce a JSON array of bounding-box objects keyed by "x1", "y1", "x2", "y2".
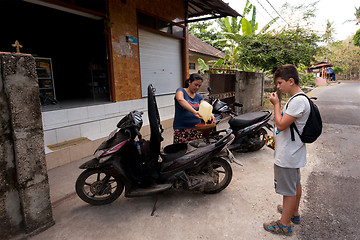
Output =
[
  {"x1": 210, "y1": 114, "x2": 215, "y2": 123},
  {"x1": 193, "y1": 111, "x2": 202, "y2": 119}
]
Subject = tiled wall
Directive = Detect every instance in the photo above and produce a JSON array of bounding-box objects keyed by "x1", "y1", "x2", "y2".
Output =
[{"x1": 42, "y1": 94, "x2": 175, "y2": 154}]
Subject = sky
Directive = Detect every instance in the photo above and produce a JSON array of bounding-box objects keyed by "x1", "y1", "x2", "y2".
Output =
[{"x1": 224, "y1": 0, "x2": 359, "y2": 41}]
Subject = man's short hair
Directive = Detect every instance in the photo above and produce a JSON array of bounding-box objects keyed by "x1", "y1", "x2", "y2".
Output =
[{"x1": 274, "y1": 64, "x2": 299, "y2": 85}]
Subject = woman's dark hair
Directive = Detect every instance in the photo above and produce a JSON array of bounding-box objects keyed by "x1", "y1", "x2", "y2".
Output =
[
  {"x1": 185, "y1": 73, "x2": 203, "y2": 88},
  {"x1": 273, "y1": 64, "x2": 299, "y2": 85}
]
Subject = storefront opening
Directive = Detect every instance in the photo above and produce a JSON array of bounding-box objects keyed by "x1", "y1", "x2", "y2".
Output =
[{"x1": 0, "y1": 0, "x2": 109, "y2": 110}]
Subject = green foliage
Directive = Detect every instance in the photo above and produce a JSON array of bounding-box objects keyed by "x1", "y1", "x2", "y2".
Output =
[
  {"x1": 189, "y1": 21, "x2": 224, "y2": 51},
  {"x1": 354, "y1": 29, "x2": 360, "y2": 47},
  {"x1": 344, "y1": 6, "x2": 360, "y2": 25},
  {"x1": 259, "y1": 17, "x2": 279, "y2": 34},
  {"x1": 241, "y1": 18, "x2": 253, "y2": 36},
  {"x1": 315, "y1": 37, "x2": 360, "y2": 79},
  {"x1": 333, "y1": 66, "x2": 343, "y2": 74},
  {"x1": 322, "y1": 19, "x2": 336, "y2": 44},
  {"x1": 190, "y1": 1, "x2": 321, "y2": 73},
  {"x1": 197, "y1": 57, "x2": 228, "y2": 74},
  {"x1": 298, "y1": 68, "x2": 316, "y2": 87},
  {"x1": 216, "y1": 16, "x2": 241, "y2": 34},
  {"x1": 281, "y1": 1, "x2": 318, "y2": 24},
  {"x1": 235, "y1": 27, "x2": 320, "y2": 72},
  {"x1": 197, "y1": 58, "x2": 209, "y2": 73},
  {"x1": 355, "y1": 6, "x2": 360, "y2": 24}
]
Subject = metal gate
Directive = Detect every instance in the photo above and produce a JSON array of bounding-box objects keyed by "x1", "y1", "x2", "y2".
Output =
[{"x1": 209, "y1": 68, "x2": 236, "y2": 107}]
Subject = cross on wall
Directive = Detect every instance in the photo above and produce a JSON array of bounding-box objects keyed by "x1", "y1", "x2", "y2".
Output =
[{"x1": 12, "y1": 40, "x2": 22, "y2": 54}]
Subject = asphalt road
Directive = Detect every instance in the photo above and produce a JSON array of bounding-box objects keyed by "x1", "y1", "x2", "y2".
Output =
[
  {"x1": 28, "y1": 81, "x2": 360, "y2": 240},
  {"x1": 299, "y1": 81, "x2": 360, "y2": 240}
]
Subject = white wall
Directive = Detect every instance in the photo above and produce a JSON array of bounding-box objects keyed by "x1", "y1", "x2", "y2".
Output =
[{"x1": 42, "y1": 94, "x2": 175, "y2": 154}]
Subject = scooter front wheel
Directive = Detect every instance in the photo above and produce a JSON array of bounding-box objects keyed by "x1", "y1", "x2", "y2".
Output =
[
  {"x1": 203, "y1": 158, "x2": 233, "y2": 194},
  {"x1": 76, "y1": 169, "x2": 124, "y2": 205}
]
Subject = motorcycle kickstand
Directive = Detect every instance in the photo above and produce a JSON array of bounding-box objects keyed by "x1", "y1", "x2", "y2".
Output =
[
  {"x1": 226, "y1": 148, "x2": 243, "y2": 166},
  {"x1": 151, "y1": 194, "x2": 159, "y2": 216}
]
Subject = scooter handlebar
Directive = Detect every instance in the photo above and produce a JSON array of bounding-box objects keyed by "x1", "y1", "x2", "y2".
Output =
[{"x1": 233, "y1": 102, "x2": 243, "y2": 108}]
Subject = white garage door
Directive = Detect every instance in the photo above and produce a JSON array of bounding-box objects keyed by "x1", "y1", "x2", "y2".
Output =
[{"x1": 139, "y1": 28, "x2": 182, "y2": 97}]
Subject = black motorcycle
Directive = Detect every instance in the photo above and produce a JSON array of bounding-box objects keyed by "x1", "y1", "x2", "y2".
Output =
[
  {"x1": 207, "y1": 87, "x2": 273, "y2": 152},
  {"x1": 75, "y1": 84, "x2": 235, "y2": 205}
]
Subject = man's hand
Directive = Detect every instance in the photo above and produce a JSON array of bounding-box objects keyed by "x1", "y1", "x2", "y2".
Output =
[{"x1": 269, "y1": 92, "x2": 279, "y2": 106}]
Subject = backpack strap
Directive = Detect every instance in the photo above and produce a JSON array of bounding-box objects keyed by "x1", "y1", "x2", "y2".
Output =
[
  {"x1": 290, "y1": 123, "x2": 301, "y2": 141},
  {"x1": 286, "y1": 93, "x2": 307, "y2": 141}
]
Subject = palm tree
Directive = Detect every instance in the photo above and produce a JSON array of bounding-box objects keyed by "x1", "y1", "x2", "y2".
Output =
[
  {"x1": 323, "y1": 19, "x2": 336, "y2": 45},
  {"x1": 344, "y1": 6, "x2": 360, "y2": 25},
  {"x1": 355, "y1": 6, "x2": 360, "y2": 25}
]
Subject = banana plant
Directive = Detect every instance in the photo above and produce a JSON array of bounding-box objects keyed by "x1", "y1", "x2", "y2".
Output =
[{"x1": 197, "y1": 58, "x2": 209, "y2": 73}]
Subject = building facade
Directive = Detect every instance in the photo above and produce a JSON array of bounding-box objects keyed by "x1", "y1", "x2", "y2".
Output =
[{"x1": 0, "y1": 0, "x2": 239, "y2": 169}]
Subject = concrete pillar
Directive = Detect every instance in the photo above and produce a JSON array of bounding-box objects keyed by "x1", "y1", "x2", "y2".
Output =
[
  {"x1": 235, "y1": 71, "x2": 265, "y2": 114},
  {"x1": 0, "y1": 53, "x2": 54, "y2": 239}
]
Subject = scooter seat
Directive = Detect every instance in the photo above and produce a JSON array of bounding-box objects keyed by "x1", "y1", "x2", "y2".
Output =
[
  {"x1": 229, "y1": 111, "x2": 269, "y2": 129},
  {"x1": 160, "y1": 143, "x2": 188, "y2": 163}
]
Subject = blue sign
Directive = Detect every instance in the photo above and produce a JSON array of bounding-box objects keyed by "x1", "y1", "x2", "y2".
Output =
[
  {"x1": 126, "y1": 36, "x2": 138, "y2": 45},
  {"x1": 327, "y1": 68, "x2": 333, "y2": 74}
]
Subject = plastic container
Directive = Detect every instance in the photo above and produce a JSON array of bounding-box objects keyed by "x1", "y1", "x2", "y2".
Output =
[{"x1": 199, "y1": 101, "x2": 213, "y2": 123}]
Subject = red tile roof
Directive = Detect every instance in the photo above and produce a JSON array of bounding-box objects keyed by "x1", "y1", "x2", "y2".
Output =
[
  {"x1": 188, "y1": 33, "x2": 226, "y2": 59},
  {"x1": 310, "y1": 62, "x2": 333, "y2": 69}
]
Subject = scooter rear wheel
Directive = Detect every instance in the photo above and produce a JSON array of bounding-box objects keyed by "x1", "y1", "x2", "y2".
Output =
[
  {"x1": 248, "y1": 128, "x2": 267, "y2": 152},
  {"x1": 76, "y1": 169, "x2": 124, "y2": 205},
  {"x1": 203, "y1": 158, "x2": 232, "y2": 194}
]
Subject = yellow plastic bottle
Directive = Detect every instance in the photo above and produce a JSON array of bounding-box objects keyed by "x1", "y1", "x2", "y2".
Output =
[{"x1": 199, "y1": 101, "x2": 213, "y2": 123}]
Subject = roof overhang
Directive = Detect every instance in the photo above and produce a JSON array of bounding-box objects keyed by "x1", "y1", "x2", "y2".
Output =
[
  {"x1": 309, "y1": 63, "x2": 333, "y2": 70},
  {"x1": 23, "y1": 0, "x2": 105, "y2": 20},
  {"x1": 186, "y1": 0, "x2": 241, "y2": 24}
]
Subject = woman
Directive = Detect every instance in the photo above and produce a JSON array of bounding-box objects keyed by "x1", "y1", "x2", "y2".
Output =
[{"x1": 173, "y1": 74, "x2": 212, "y2": 143}]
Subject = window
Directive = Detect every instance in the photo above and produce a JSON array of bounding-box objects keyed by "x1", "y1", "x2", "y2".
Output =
[
  {"x1": 189, "y1": 62, "x2": 196, "y2": 70},
  {"x1": 137, "y1": 12, "x2": 184, "y2": 38}
]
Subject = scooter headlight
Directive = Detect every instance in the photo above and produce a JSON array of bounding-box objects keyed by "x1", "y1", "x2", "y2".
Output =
[
  {"x1": 94, "y1": 150, "x2": 105, "y2": 158},
  {"x1": 99, "y1": 155, "x2": 112, "y2": 164}
]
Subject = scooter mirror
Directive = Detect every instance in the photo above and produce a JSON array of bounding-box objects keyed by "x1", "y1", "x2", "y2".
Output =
[{"x1": 207, "y1": 87, "x2": 213, "y2": 94}]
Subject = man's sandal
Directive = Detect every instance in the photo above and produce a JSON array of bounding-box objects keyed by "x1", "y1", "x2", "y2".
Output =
[
  {"x1": 263, "y1": 220, "x2": 292, "y2": 235},
  {"x1": 277, "y1": 205, "x2": 301, "y2": 224}
]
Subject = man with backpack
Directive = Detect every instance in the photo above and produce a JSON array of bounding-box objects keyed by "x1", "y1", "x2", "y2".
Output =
[{"x1": 263, "y1": 64, "x2": 321, "y2": 235}]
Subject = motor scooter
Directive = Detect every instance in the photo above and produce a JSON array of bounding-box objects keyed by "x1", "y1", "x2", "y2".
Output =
[
  {"x1": 207, "y1": 87, "x2": 273, "y2": 152},
  {"x1": 75, "y1": 84, "x2": 235, "y2": 205}
]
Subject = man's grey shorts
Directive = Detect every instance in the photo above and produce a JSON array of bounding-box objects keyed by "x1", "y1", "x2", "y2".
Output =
[{"x1": 274, "y1": 164, "x2": 301, "y2": 196}]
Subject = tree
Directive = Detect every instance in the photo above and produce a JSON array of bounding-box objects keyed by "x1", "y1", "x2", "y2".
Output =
[
  {"x1": 327, "y1": 38, "x2": 360, "y2": 79},
  {"x1": 345, "y1": 6, "x2": 360, "y2": 25},
  {"x1": 279, "y1": 1, "x2": 319, "y2": 29},
  {"x1": 194, "y1": 1, "x2": 320, "y2": 74},
  {"x1": 322, "y1": 19, "x2": 336, "y2": 45},
  {"x1": 317, "y1": 39, "x2": 360, "y2": 79},
  {"x1": 188, "y1": 21, "x2": 224, "y2": 51},
  {"x1": 354, "y1": 29, "x2": 360, "y2": 47},
  {"x1": 234, "y1": 27, "x2": 321, "y2": 72},
  {"x1": 216, "y1": 1, "x2": 320, "y2": 72},
  {"x1": 333, "y1": 66, "x2": 344, "y2": 74}
]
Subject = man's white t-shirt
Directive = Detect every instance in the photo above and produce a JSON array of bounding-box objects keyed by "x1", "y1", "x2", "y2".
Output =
[{"x1": 274, "y1": 93, "x2": 311, "y2": 168}]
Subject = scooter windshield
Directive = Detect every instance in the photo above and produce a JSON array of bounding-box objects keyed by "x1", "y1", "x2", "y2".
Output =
[{"x1": 147, "y1": 84, "x2": 164, "y2": 158}]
